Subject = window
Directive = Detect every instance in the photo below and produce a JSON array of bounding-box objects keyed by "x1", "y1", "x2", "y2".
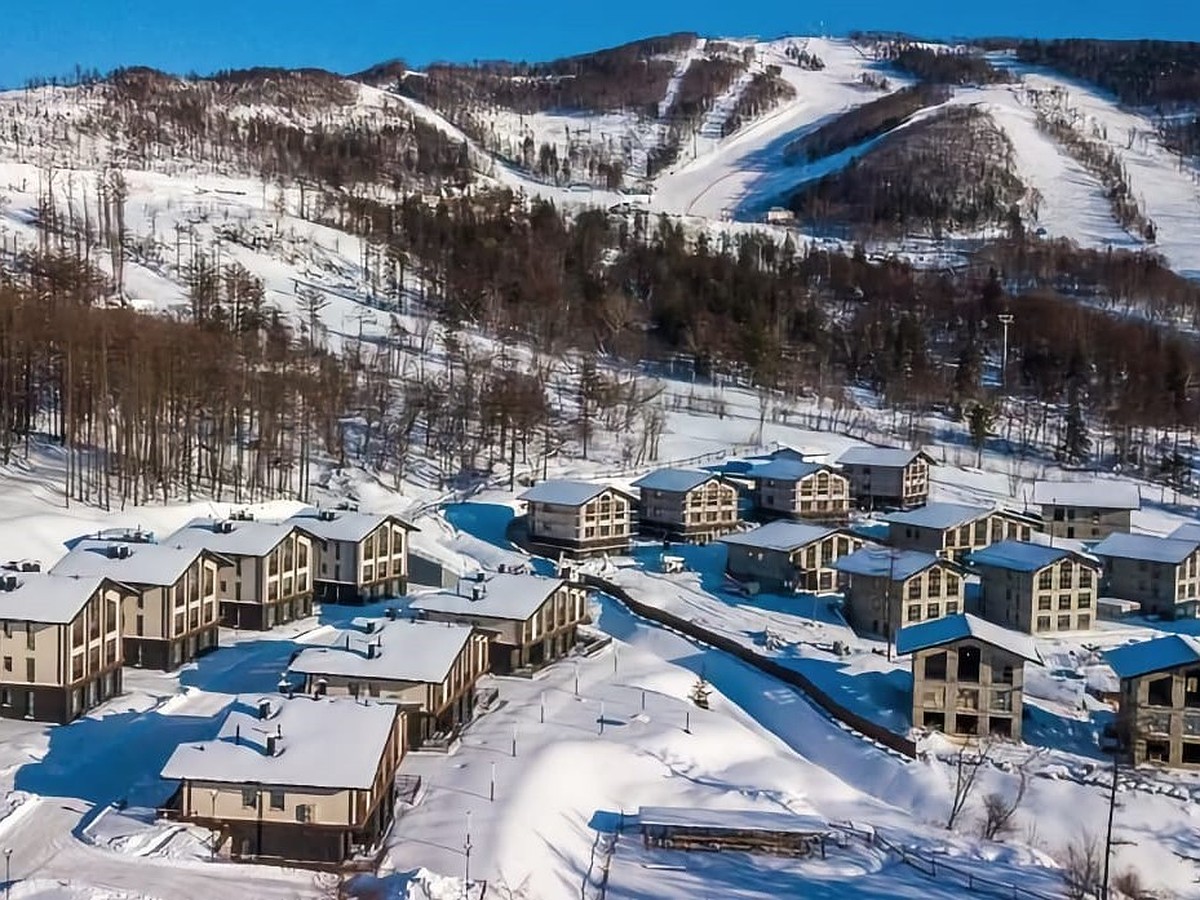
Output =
[
  {"x1": 1078, "y1": 593, "x2": 1092, "y2": 609},
  {"x1": 296, "y1": 804, "x2": 312, "y2": 823},
  {"x1": 1058, "y1": 594, "x2": 1073, "y2": 610},
  {"x1": 928, "y1": 569, "x2": 942, "y2": 597},
  {"x1": 1079, "y1": 568, "x2": 1093, "y2": 588},
  {"x1": 26, "y1": 624, "x2": 35, "y2": 651},
  {"x1": 241, "y1": 788, "x2": 257, "y2": 808},
  {"x1": 1036, "y1": 615, "x2": 1051, "y2": 632},
  {"x1": 1038, "y1": 596, "x2": 1052, "y2": 611},
  {"x1": 906, "y1": 605, "x2": 921, "y2": 623},
  {"x1": 926, "y1": 603, "x2": 940, "y2": 619},
  {"x1": 25, "y1": 659, "x2": 34, "y2": 683},
  {"x1": 922, "y1": 710, "x2": 945, "y2": 730},
  {"x1": 1145, "y1": 739, "x2": 1170, "y2": 762},
  {"x1": 997, "y1": 664, "x2": 1014, "y2": 685},
  {"x1": 1183, "y1": 743, "x2": 1200, "y2": 765},
  {"x1": 1059, "y1": 561, "x2": 1074, "y2": 589},
  {"x1": 1, "y1": 657, "x2": 9, "y2": 673},
  {"x1": 956, "y1": 714, "x2": 980, "y2": 736},
  {"x1": 991, "y1": 690, "x2": 1013, "y2": 712},
  {"x1": 956, "y1": 688, "x2": 980, "y2": 710},
  {"x1": 1077, "y1": 614, "x2": 1091, "y2": 630},
  {"x1": 946, "y1": 574, "x2": 960, "y2": 595},
  {"x1": 989, "y1": 717, "x2": 1013, "y2": 738},
  {"x1": 924, "y1": 651, "x2": 948, "y2": 680},
  {"x1": 1038, "y1": 570, "x2": 1053, "y2": 590},
  {"x1": 957, "y1": 645, "x2": 981, "y2": 683},
  {"x1": 269, "y1": 790, "x2": 285, "y2": 811},
  {"x1": 945, "y1": 602, "x2": 959, "y2": 615},
  {"x1": 907, "y1": 580, "x2": 921, "y2": 600},
  {"x1": 0, "y1": 689, "x2": 9, "y2": 707},
  {"x1": 1185, "y1": 671, "x2": 1200, "y2": 709},
  {"x1": 1057, "y1": 615, "x2": 1071, "y2": 630},
  {"x1": 1147, "y1": 676, "x2": 1173, "y2": 707}
]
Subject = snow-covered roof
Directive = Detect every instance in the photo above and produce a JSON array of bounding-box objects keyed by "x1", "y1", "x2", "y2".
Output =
[
  {"x1": 1170, "y1": 522, "x2": 1200, "y2": 543},
  {"x1": 631, "y1": 468, "x2": 721, "y2": 493},
  {"x1": 637, "y1": 806, "x2": 830, "y2": 835},
  {"x1": 883, "y1": 502, "x2": 990, "y2": 531},
  {"x1": 834, "y1": 547, "x2": 943, "y2": 581},
  {"x1": 969, "y1": 540, "x2": 1093, "y2": 573},
  {"x1": 1032, "y1": 480, "x2": 1141, "y2": 510},
  {"x1": 0, "y1": 571, "x2": 114, "y2": 624},
  {"x1": 743, "y1": 459, "x2": 829, "y2": 482},
  {"x1": 50, "y1": 541, "x2": 207, "y2": 587},
  {"x1": 288, "y1": 618, "x2": 475, "y2": 684},
  {"x1": 1092, "y1": 532, "x2": 1200, "y2": 565},
  {"x1": 1105, "y1": 635, "x2": 1200, "y2": 680},
  {"x1": 837, "y1": 446, "x2": 932, "y2": 468},
  {"x1": 287, "y1": 507, "x2": 415, "y2": 543},
  {"x1": 895, "y1": 613, "x2": 1041, "y2": 664},
  {"x1": 718, "y1": 520, "x2": 837, "y2": 552},
  {"x1": 410, "y1": 572, "x2": 565, "y2": 621},
  {"x1": 518, "y1": 480, "x2": 632, "y2": 506},
  {"x1": 166, "y1": 517, "x2": 304, "y2": 558},
  {"x1": 160, "y1": 695, "x2": 397, "y2": 790}
]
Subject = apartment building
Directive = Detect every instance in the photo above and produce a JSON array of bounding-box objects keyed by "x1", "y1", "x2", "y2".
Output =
[
  {"x1": 631, "y1": 469, "x2": 739, "y2": 542},
  {"x1": 718, "y1": 521, "x2": 863, "y2": 593},
  {"x1": 50, "y1": 541, "x2": 223, "y2": 670},
  {"x1": 518, "y1": 481, "x2": 636, "y2": 555},
  {"x1": 745, "y1": 460, "x2": 851, "y2": 523},
  {"x1": 287, "y1": 507, "x2": 415, "y2": 604},
  {"x1": 0, "y1": 571, "x2": 128, "y2": 723},
  {"x1": 973, "y1": 541, "x2": 1101, "y2": 634},
  {"x1": 1106, "y1": 635, "x2": 1200, "y2": 768},
  {"x1": 287, "y1": 617, "x2": 488, "y2": 747},
  {"x1": 410, "y1": 572, "x2": 588, "y2": 673},
  {"x1": 1092, "y1": 532, "x2": 1200, "y2": 619},
  {"x1": 898, "y1": 613, "x2": 1041, "y2": 741},
  {"x1": 167, "y1": 516, "x2": 317, "y2": 631},
  {"x1": 836, "y1": 447, "x2": 935, "y2": 510},
  {"x1": 834, "y1": 546, "x2": 965, "y2": 638},
  {"x1": 1033, "y1": 481, "x2": 1140, "y2": 540},
  {"x1": 884, "y1": 502, "x2": 1039, "y2": 562},
  {"x1": 160, "y1": 695, "x2": 404, "y2": 864}
]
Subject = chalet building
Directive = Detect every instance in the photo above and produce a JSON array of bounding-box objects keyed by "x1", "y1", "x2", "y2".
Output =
[
  {"x1": 0, "y1": 572, "x2": 129, "y2": 723},
  {"x1": 287, "y1": 618, "x2": 488, "y2": 748},
  {"x1": 973, "y1": 541, "x2": 1100, "y2": 635},
  {"x1": 1106, "y1": 635, "x2": 1200, "y2": 768},
  {"x1": 286, "y1": 507, "x2": 416, "y2": 604},
  {"x1": 160, "y1": 695, "x2": 404, "y2": 864},
  {"x1": 1033, "y1": 481, "x2": 1140, "y2": 540},
  {"x1": 883, "y1": 502, "x2": 1038, "y2": 562},
  {"x1": 167, "y1": 516, "x2": 317, "y2": 631},
  {"x1": 409, "y1": 572, "x2": 588, "y2": 673},
  {"x1": 630, "y1": 469, "x2": 739, "y2": 542},
  {"x1": 836, "y1": 447, "x2": 935, "y2": 510},
  {"x1": 50, "y1": 541, "x2": 224, "y2": 670},
  {"x1": 745, "y1": 460, "x2": 851, "y2": 523},
  {"x1": 834, "y1": 547, "x2": 965, "y2": 638},
  {"x1": 518, "y1": 481, "x2": 636, "y2": 556},
  {"x1": 718, "y1": 521, "x2": 863, "y2": 593},
  {"x1": 1092, "y1": 533, "x2": 1200, "y2": 619},
  {"x1": 898, "y1": 613, "x2": 1041, "y2": 741}
]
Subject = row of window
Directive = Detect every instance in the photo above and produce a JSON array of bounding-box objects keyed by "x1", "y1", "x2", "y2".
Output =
[
  {"x1": 1034, "y1": 613, "x2": 1092, "y2": 632},
  {"x1": 906, "y1": 601, "x2": 961, "y2": 622},
  {"x1": 1036, "y1": 563, "x2": 1094, "y2": 590}
]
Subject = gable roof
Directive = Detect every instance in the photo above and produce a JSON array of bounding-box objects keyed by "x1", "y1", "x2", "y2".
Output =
[
  {"x1": 518, "y1": 480, "x2": 633, "y2": 506},
  {"x1": 50, "y1": 541, "x2": 209, "y2": 587},
  {"x1": 1031, "y1": 480, "x2": 1141, "y2": 510},
  {"x1": 834, "y1": 547, "x2": 946, "y2": 581},
  {"x1": 969, "y1": 540, "x2": 1094, "y2": 573},
  {"x1": 287, "y1": 507, "x2": 415, "y2": 544},
  {"x1": 718, "y1": 520, "x2": 838, "y2": 552},
  {"x1": 744, "y1": 459, "x2": 831, "y2": 482},
  {"x1": 837, "y1": 446, "x2": 933, "y2": 468},
  {"x1": 166, "y1": 517, "x2": 306, "y2": 558},
  {"x1": 895, "y1": 613, "x2": 1041, "y2": 664},
  {"x1": 288, "y1": 618, "x2": 475, "y2": 684},
  {"x1": 0, "y1": 572, "x2": 116, "y2": 624},
  {"x1": 1106, "y1": 635, "x2": 1200, "y2": 680},
  {"x1": 631, "y1": 468, "x2": 721, "y2": 494},
  {"x1": 883, "y1": 502, "x2": 990, "y2": 531},
  {"x1": 410, "y1": 572, "x2": 566, "y2": 621},
  {"x1": 160, "y1": 695, "x2": 397, "y2": 790},
  {"x1": 1092, "y1": 532, "x2": 1200, "y2": 565}
]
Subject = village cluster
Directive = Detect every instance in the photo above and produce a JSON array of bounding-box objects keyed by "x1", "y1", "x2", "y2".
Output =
[{"x1": 0, "y1": 440, "x2": 1197, "y2": 872}]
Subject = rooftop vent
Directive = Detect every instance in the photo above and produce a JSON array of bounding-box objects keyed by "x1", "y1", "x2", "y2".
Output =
[
  {"x1": 212, "y1": 520, "x2": 235, "y2": 535},
  {"x1": 385, "y1": 607, "x2": 399, "y2": 621},
  {"x1": 0, "y1": 575, "x2": 18, "y2": 592},
  {"x1": 230, "y1": 510, "x2": 254, "y2": 522},
  {"x1": 471, "y1": 586, "x2": 484, "y2": 602},
  {"x1": 266, "y1": 734, "x2": 282, "y2": 757},
  {"x1": 318, "y1": 509, "x2": 336, "y2": 522},
  {"x1": 367, "y1": 641, "x2": 381, "y2": 660},
  {"x1": 107, "y1": 544, "x2": 132, "y2": 560},
  {"x1": 20, "y1": 561, "x2": 40, "y2": 573},
  {"x1": 257, "y1": 699, "x2": 272, "y2": 720}
]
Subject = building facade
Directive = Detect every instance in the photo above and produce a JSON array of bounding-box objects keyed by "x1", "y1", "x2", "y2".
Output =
[
  {"x1": 1092, "y1": 533, "x2": 1200, "y2": 619},
  {"x1": 836, "y1": 447, "x2": 934, "y2": 510},
  {"x1": 884, "y1": 503, "x2": 1038, "y2": 562},
  {"x1": 1107, "y1": 636, "x2": 1200, "y2": 769},
  {"x1": 973, "y1": 541, "x2": 1100, "y2": 635},
  {"x1": 161, "y1": 695, "x2": 405, "y2": 864},
  {"x1": 719, "y1": 521, "x2": 863, "y2": 593},
  {"x1": 899, "y1": 614, "x2": 1041, "y2": 741},
  {"x1": 1033, "y1": 481, "x2": 1140, "y2": 540},
  {"x1": 835, "y1": 547, "x2": 965, "y2": 638},
  {"x1": 0, "y1": 572, "x2": 128, "y2": 723},
  {"x1": 632, "y1": 470, "x2": 740, "y2": 541},
  {"x1": 288, "y1": 508, "x2": 415, "y2": 604},
  {"x1": 519, "y1": 482, "x2": 636, "y2": 555},
  {"x1": 411, "y1": 572, "x2": 588, "y2": 673},
  {"x1": 747, "y1": 460, "x2": 851, "y2": 523}
]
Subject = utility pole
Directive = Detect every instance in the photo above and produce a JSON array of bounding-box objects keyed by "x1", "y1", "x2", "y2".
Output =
[
  {"x1": 885, "y1": 548, "x2": 899, "y2": 662},
  {"x1": 1102, "y1": 751, "x2": 1118, "y2": 899},
  {"x1": 463, "y1": 810, "x2": 473, "y2": 900},
  {"x1": 998, "y1": 313, "x2": 1014, "y2": 388}
]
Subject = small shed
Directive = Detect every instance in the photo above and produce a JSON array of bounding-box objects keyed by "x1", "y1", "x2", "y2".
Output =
[{"x1": 637, "y1": 806, "x2": 832, "y2": 858}]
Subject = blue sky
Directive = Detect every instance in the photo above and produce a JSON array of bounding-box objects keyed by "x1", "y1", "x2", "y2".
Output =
[{"x1": 2, "y1": 0, "x2": 1198, "y2": 87}]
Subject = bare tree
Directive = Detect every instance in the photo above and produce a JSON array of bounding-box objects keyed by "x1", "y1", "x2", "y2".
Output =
[
  {"x1": 1061, "y1": 832, "x2": 1103, "y2": 900},
  {"x1": 945, "y1": 739, "x2": 994, "y2": 830}
]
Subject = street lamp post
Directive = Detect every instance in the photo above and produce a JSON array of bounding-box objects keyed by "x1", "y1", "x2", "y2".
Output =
[
  {"x1": 209, "y1": 789, "x2": 219, "y2": 860},
  {"x1": 5, "y1": 847, "x2": 11, "y2": 900},
  {"x1": 998, "y1": 313, "x2": 1014, "y2": 388},
  {"x1": 463, "y1": 810, "x2": 473, "y2": 900}
]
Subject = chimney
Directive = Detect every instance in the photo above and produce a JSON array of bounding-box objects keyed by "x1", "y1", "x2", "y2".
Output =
[
  {"x1": 0, "y1": 575, "x2": 17, "y2": 592},
  {"x1": 212, "y1": 520, "x2": 225, "y2": 534},
  {"x1": 21, "y1": 561, "x2": 40, "y2": 573},
  {"x1": 235, "y1": 724, "x2": 241, "y2": 745},
  {"x1": 471, "y1": 586, "x2": 483, "y2": 602},
  {"x1": 315, "y1": 679, "x2": 327, "y2": 698},
  {"x1": 364, "y1": 620, "x2": 376, "y2": 635},
  {"x1": 117, "y1": 545, "x2": 131, "y2": 560},
  {"x1": 266, "y1": 734, "x2": 281, "y2": 757},
  {"x1": 367, "y1": 642, "x2": 378, "y2": 660},
  {"x1": 475, "y1": 571, "x2": 487, "y2": 583},
  {"x1": 258, "y1": 699, "x2": 271, "y2": 720},
  {"x1": 107, "y1": 545, "x2": 121, "y2": 559}
]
